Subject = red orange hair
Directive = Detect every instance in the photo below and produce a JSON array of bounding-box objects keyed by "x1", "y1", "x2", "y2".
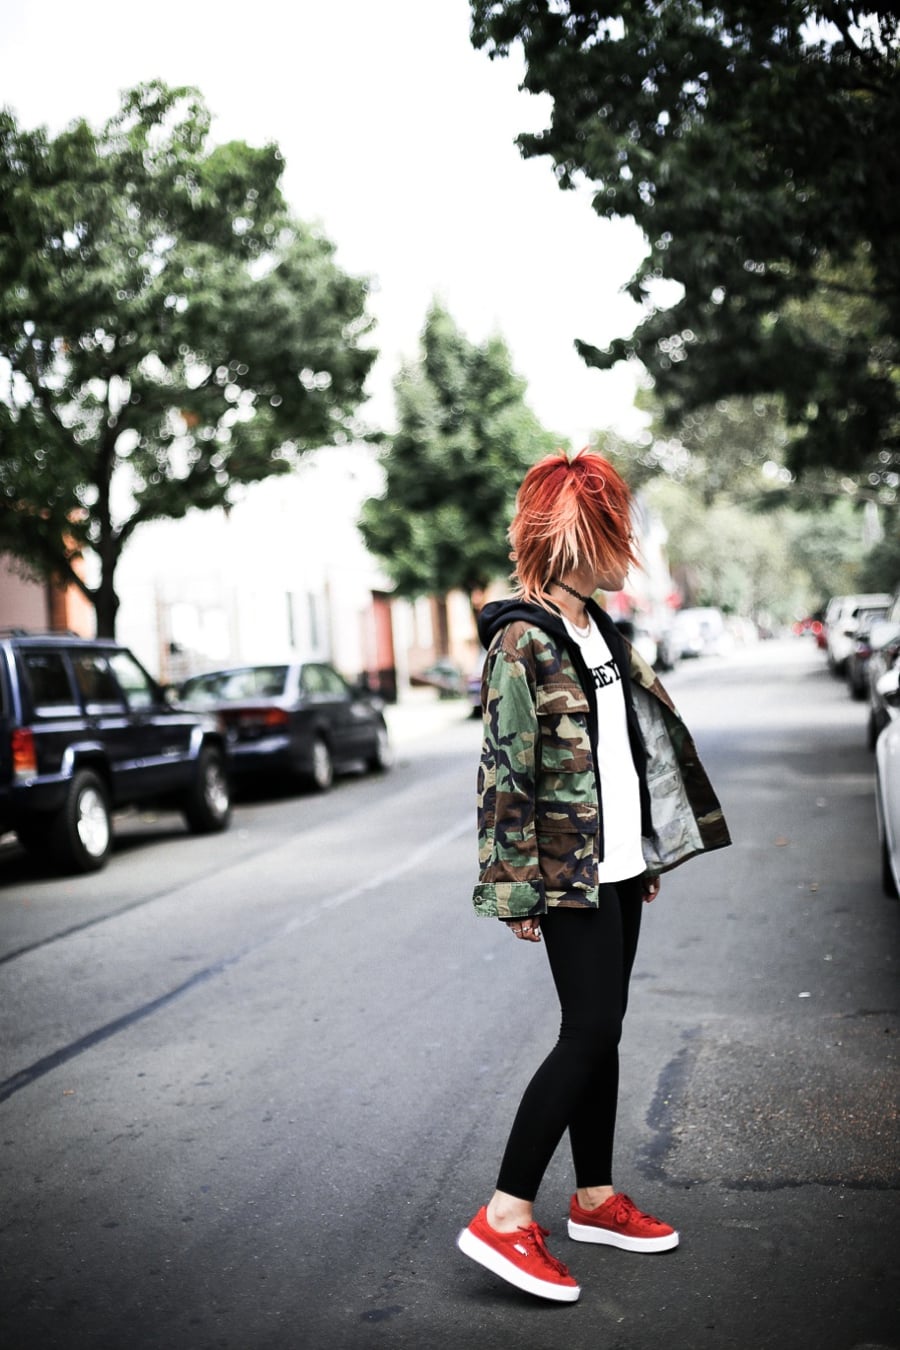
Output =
[{"x1": 509, "y1": 448, "x2": 638, "y2": 605}]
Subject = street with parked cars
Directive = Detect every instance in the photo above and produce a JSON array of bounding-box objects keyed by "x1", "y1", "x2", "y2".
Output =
[{"x1": 0, "y1": 635, "x2": 895, "y2": 1350}]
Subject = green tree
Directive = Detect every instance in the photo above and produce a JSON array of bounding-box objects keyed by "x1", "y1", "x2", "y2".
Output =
[
  {"x1": 857, "y1": 533, "x2": 900, "y2": 594},
  {"x1": 470, "y1": 2, "x2": 900, "y2": 484},
  {"x1": 0, "y1": 82, "x2": 376, "y2": 635},
  {"x1": 643, "y1": 476, "x2": 824, "y2": 622},
  {"x1": 604, "y1": 390, "x2": 884, "y2": 617},
  {"x1": 360, "y1": 302, "x2": 560, "y2": 638}
]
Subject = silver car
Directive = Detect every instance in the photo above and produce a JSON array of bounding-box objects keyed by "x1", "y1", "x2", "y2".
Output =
[
  {"x1": 875, "y1": 711, "x2": 900, "y2": 899},
  {"x1": 872, "y1": 633, "x2": 900, "y2": 897}
]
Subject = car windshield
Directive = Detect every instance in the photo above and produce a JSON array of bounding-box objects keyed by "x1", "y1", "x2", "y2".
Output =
[{"x1": 180, "y1": 666, "x2": 289, "y2": 706}]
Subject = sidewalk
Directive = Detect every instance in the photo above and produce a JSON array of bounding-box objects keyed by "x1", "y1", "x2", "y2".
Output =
[{"x1": 384, "y1": 689, "x2": 475, "y2": 747}]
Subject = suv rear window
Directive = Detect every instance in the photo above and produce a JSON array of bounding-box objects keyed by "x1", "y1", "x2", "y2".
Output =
[{"x1": 21, "y1": 652, "x2": 79, "y2": 716}]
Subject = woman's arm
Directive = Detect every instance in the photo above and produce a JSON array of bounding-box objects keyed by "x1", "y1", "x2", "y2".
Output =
[{"x1": 471, "y1": 643, "x2": 546, "y2": 919}]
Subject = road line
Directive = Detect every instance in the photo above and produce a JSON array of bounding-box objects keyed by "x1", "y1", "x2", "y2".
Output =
[{"x1": 0, "y1": 813, "x2": 472, "y2": 1103}]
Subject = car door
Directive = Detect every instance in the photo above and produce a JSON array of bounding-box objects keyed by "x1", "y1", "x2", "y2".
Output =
[
  {"x1": 105, "y1": 648, "x2": 196, "y2": 797},
  {"x1": 68, "y1": 650, "x2": 141, "y2": 804},
  {"x1": 311, "y1": 662, "x2": 379, "y2": 760},
  {"x1": 299, "y1": 663, "x2": 366, "y2": 762}
]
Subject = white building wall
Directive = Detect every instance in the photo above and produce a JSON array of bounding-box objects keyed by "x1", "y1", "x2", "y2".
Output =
[{"x1": 114, "y1": 445, "x2": 390, "y2": 684}]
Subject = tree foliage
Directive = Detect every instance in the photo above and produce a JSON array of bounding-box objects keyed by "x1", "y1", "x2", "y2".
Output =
[
  {"x1": 604, "y1": 389, "x2": 893, "y2": 617},
  {"x1": 470, "y1": 2, "x2": 900, "y2": 486},
  {"x1": 360, "y1": 302, "x2": 560, "y2": 609},
  {"x1": 0, "y1": 82, "x2": 376, "y2": 634}
]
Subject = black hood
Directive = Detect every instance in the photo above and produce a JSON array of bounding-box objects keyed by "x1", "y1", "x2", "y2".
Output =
[
  {"x1": 476, "y1": 596, "x2": 622, "y2": 651},
  {"x1": 476, "y1": 598, "x2": 569, "y2": 649}
]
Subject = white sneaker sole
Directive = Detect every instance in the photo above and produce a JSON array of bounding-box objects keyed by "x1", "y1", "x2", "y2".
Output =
[
  {"x1": 457, "y1": 1226, "x2": 581, "y2": 1302},
  {"x1": 567, "y1": 1219, "x2": 679, "y2": 1252}
]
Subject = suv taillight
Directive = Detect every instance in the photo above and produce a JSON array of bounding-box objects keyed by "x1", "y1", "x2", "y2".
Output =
[{"x1": 11, "y1": 728, "x2": 37, "y2": 779}]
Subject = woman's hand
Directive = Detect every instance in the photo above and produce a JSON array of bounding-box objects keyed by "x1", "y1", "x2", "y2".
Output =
[
  {"x1": 643, "y1": 876, "x2": 661, "y2": 903},
  {"x1": 505, "y1": 918, "x2": 542, "y2": 942}
]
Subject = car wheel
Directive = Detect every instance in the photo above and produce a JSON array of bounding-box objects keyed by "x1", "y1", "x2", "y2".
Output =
[
  {"x1": 867, "y1": 710, "x2": 881, "y2": 752},
  {"x1": 367, "y1": 723, "x2": 394, "y2": 773},
  {"x1": 308, "y1": 736, "x2": 334, "y2": 792},
  {"x1": 50, "y1": 769, "x2": 112, "y2": 873},
  {"x1": 882, "y1": 835, "x2": 899, "y2": 899},
  {"x1": 183, "y1": 745, "x2": 231, "y2": 833}
]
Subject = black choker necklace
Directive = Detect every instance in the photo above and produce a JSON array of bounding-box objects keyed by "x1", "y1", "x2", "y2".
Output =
[{"x1": 553, "y1": 578, "x2": 593, "y2": 606}]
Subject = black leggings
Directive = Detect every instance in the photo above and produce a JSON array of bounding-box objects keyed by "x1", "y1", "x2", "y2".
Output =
[{"x1": 495, "y1": 876, "x2": 644, "y2": 1202}]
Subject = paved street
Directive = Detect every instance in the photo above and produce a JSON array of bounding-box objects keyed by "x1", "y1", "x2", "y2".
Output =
[{"x1": 1, "y1": 639, "x2": 897, "y2": 1350}]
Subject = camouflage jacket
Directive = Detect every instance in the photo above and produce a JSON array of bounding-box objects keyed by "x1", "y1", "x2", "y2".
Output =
[{"x1": 472, "y1": 599, "x2": 731, "y2": 919}]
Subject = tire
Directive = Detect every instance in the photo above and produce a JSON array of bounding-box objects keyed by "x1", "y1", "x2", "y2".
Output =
[
  {"x1": 882, "y1": 836, "x2": 899, "y2": 899},
  {"x1": 49, "y1": 769, "x2": 112, "y2": 874},
  {"x1": 367, "y1": 723, "x2": 394, "y2": 773},
  {"x1": 308, "y1": 735, "x2": 334, "y2": 792},
  {"x1": 183, "y1": 744, "x2": 231, "y2": 833},
  {"x1": 867, "y1": 711, "x2": 881, "y2": 752}
]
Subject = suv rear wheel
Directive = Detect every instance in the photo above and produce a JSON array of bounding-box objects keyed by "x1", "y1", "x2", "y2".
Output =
[
  {"x1": 50, "y1": 769, "x2": 112, "y2": 873},
  {"x1": 183, "y1": 744, "x2": 231, "y2": 833}
]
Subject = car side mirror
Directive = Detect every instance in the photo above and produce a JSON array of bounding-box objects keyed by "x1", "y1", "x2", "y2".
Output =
[{"x1": 869, "y1": 621, "x2": 900, "y2": 651}]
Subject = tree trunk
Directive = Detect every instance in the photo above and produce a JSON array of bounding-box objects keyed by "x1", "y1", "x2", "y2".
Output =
[
  {"x1": 434, "y1": 594, "x2": 450, "y2": 657},
  {"x1": 93, "y1": 573, "x2": 120, "y2": 638}
]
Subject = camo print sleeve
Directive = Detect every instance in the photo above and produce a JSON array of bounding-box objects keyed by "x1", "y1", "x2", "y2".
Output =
[{"x1": 471, "y1": 637, "x2": 546, "y2": 919}]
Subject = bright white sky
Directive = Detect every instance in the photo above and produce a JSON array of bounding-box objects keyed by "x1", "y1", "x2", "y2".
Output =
[{"x1": 0, "y1": 0, "x2": 650, "y2": 447}]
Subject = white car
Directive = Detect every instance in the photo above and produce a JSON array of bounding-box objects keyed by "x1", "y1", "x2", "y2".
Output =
[
  {"x1": 874, "y1": 659, "x2": 900, "y2": 897},
  {"x1": 670, "y1": 606, "x2": 731, "y2": 658},
  {"x1": 823, "y1": 593, "x2": 892, "y2": 675}
]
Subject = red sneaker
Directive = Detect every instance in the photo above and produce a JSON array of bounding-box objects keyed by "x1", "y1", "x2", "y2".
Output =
[
  {"x1": 457, "y1": 1206, "x2": 580, "y2": 1302},
  {"x1": 567, "y1": 1192, "x2": 679, "y2": 1252}
]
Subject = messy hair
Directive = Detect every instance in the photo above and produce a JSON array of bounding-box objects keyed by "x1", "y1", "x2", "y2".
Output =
[{"x1": 509, "y1": 448, "x2": 638, "y2": 605}]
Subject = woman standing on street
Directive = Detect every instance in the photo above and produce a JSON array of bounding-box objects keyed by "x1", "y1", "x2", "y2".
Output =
[{"x1": 457, "y1": 448, "x2": 730, "y2": 1303}]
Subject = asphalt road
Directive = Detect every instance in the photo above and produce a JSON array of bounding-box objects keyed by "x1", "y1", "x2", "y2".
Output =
[{"x1": 1, "y1": 639, "x2": 897, "y2": 1350}]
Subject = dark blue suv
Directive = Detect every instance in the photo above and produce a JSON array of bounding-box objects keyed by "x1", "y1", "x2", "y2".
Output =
[{"x1": 0, "y1": 631, "x2": 231, "y2": 874}]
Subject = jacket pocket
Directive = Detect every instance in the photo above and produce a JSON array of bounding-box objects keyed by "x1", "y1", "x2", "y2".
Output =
[
  {"x1": 536, "y1": 799, "x2": 599, "y2": 891},
  {"x1": 535, "y1": 682, "x2": 592, "y2": 776}
]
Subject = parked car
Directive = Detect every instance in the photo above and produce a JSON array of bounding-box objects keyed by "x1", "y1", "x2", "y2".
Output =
[
  {"x1": 823, "y1": 593, "x2": 892, "y2": 675},
  {"x1": 651, "y1": 623, "x2": 679, "y2": 672},
  {"x1": 613, "y1": 618, "x2": 658, "y2": 669},
  {"x1": 0, "y1": 630, "x2": 231, "y2": 874},
  {"x1": 175, "y1": 661, "x2": 392, "y2": 791},
  {"x1": 865, "y1": 593, "x2": 900, "y2": 749},
  {"x1": 875, "y1": 716, "x2": 900, "y2": 898},
  {"x1": 845, "y1": 605, "x2": 893, "y2": 700},
  {"x1": 670, "y1": 606, "x2": 731, "y2": 658},
  {"x1": 467, "y1": 652, "x2": 486, "y2": 718},
  {"x1": 792, "y1": 615, "x2": 825, "y2": 644},
  {"x1": 409, "y1": 659, "x2": 465, "y2": 698}
]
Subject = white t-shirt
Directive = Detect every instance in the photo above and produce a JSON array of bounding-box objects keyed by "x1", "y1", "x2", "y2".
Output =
[{"x1": 561, "y1": 615, "x2": 645, "y2": 883}]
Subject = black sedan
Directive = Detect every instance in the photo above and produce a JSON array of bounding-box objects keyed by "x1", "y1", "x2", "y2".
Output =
[{"x1": 176, "y1": 662, "x2": 392, "y2": 791}]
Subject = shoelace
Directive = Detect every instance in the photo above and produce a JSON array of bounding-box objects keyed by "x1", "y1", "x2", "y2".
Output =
[
  {"x1": 614, "y1": 1194, "x2": 661, "y2": 1226},
  {"x1": 518, "y1": 1223, "x2": 571, "y2": 1277}
]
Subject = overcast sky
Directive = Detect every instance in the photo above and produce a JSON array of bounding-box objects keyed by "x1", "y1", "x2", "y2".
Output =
[{"x1": 0, "y1": 0, "x2": 650, "y2": 447}]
